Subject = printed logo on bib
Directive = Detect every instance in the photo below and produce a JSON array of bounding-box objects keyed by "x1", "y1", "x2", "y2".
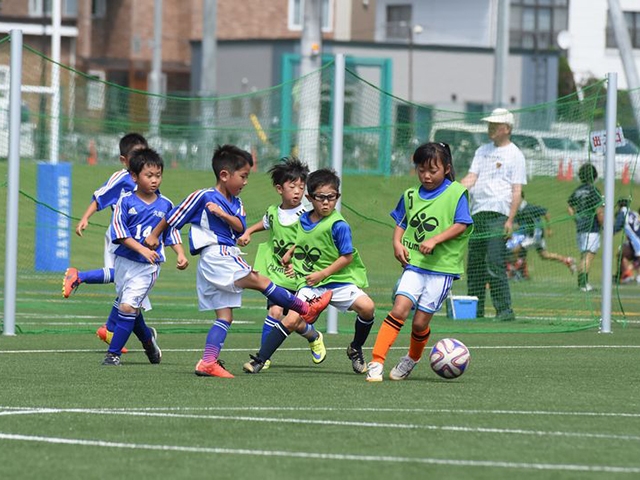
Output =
[
  {"x1": 294, "y1": 245, "x2": 322, "y2": 273},
  {"x1": 409, "y1": 210, "x2": 439, "y2": 242}
]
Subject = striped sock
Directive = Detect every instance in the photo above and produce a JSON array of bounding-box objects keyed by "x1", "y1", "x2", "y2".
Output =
[
  {"x1": 351, "y1": 315, "x2": 375, "y2": 349},
  {"x1": 105, "y1": 297, "x2": 120, "y2": 332},
  {"x1": 78, "y1": 267, "x2": 114, "y2": 284},
  {"x1": 262, "y1": 282, "x2": 308, "y2": 316},
  {"x1": 261, "y1": 315, "x2": 279, "y2": 347},
  {"x1": 203, "y1": 319, "x2": 231, "y2": 363},
  {"x1": 108, "y1": 310, "x2": 136, "y2": 354},
  {"x1": 371, "y1": 314, "x2": 405, "y2": 364},
  {"x1": 408, "y1": 326, "x2": 431, "y2": 362},
  {"x1": 257, "y1": 321, "x2": 291, "y2": 362},
  {"x1": 297, "y1": 322, "x2": 318, "y2": 341}
]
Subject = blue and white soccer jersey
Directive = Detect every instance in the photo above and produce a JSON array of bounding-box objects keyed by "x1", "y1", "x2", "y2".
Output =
[
  {"x1": 506, "y1": 228, "x2": 546, "y2": 252},
  {"x1": 111, "y1": 192, "x2": 181, "y2": 310},
  {"x1": 394, "y1": 270, "x2": 453, "y2": 313},
  {"x1": 165, "y1": 188, "x2": 250, "y2": 311}
]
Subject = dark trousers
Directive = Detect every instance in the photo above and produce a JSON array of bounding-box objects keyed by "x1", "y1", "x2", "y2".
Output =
[{"x1": 467, "y1": 211, "x2": 512, "y2": 317}]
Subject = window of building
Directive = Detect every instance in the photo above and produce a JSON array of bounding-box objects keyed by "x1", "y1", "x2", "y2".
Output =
[
  {"x1": 385, "y1": 4, "x2": 413, "y2": 41},
  {"x1": 606, "y1": 11, "x2": 640, "y2": 48},
  {"x1": 510, "y1": 0, "x2": 569, "y2": 50},
  {"x1": 288, "y1": 0, "x2": 333, "y2": 32},
  {"x1": 28, "y1": 0, "x2": 79, "y2": 17}
]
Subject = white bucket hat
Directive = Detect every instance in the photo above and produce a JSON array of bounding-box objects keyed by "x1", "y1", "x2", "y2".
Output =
[{"x1": 482, "y1": 108, "x2": 514, "y2": 126}]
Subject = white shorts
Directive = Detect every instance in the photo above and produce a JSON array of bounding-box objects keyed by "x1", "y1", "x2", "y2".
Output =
[
  {"x1": 577, "y1": 232, "x2": 600, "y2": 254},
  {"x1": 114, "y1": 256, "x2": 159, "y2": 310},
  {"x1": 196, "y1": 245, "x2": 253, "y2": 311},
  {"x1": 104, "y1": 228, "x2": 117, "y2": 269},
  {"x1": 394, "y1": 269, "x2": 453, "y2": 313},
  {"x1": 297, "y1": 284, "x2": 368, "y2": 313}
]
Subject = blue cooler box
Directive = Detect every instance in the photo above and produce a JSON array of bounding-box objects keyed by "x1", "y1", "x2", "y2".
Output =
[{"x1": 446, "y1": 295, "x2": 478, "y2": 320}]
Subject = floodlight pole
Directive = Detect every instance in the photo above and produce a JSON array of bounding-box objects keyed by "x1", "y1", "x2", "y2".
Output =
[
  {"x1": 600, "y1": 73, "x2": 616, "y2": 334},
  {"x1": 4, "y1": 30, "x2": 23, "y2": 336},
  {"x1": 326, "y1": 53, "x2": 346, "y2": 335}
]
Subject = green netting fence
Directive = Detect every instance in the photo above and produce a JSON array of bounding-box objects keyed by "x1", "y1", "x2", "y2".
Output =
[{"x1": 2, "y1": 39, "x2": 640, "y2": 336}]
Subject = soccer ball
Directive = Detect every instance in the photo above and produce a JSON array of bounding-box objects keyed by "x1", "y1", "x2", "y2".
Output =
[{"x1": 429, "y1": 338, "x2": 470, "y2": 379}]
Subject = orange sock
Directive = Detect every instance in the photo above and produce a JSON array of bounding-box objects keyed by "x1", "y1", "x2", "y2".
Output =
[
  {"x1": 371, "y1": 314, "x2": 405, "y2": 363},
  {"x1": 408, "y1": 326, "x2": 431, "y2": 362}
]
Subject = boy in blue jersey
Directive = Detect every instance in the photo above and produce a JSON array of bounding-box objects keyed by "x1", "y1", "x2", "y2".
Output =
[
  {"x1": 102, "y1": 148, "x2": 188, "y2": 366},
  {"x1": 145, "y1": 145, "x2": 331, "y2": 378},
  {"x1": 243, "y1": 168, "x2": 376, "y2": 375},
  {"x1": 63, "y1": 133, "x2": 148, "y2": 352},
  {"x1": 237, "y1": 157, "x2": 325, "y2": 370}
]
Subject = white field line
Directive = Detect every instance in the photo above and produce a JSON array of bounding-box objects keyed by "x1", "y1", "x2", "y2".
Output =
[
  {"x1": 2, "y1": 345, "x2": 640, "y2": 355},
  {"x1": 0, "y1": 431, "x2": 638, "y2": 474},
  {"x1": 0, "y1": 407, "x2": 639, "y2": 442}
]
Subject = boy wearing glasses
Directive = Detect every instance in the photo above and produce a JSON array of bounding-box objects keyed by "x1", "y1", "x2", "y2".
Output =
[{"x1": 243, "y1": 168, "x2": 375, "y2": 375}]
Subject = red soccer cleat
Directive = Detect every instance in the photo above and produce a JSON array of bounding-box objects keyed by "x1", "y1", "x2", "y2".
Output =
[
  {"x1": 300, "y1": 291, "x2": 333, "y2": 324},
  {"x1": 96, "y1": 324, "x2": 128, "y2": 354},
  {"x1": 195, "y1": 359, "x2": 235, "y2": 378},
  {"x1": 62, "y1": 267, "x2": 81, "y2": 298}
]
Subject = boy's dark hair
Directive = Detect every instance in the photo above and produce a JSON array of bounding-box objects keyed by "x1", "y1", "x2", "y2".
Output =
[
  {"x1": 578, "y1": 163, "x2": 598, "y2": 184},
  {"x1": 307, "y1": 168, "x2": 340, "y2": 194},
  {"x1": 129, "y1": 148, "x2": 164, "y2": 175},
  {"x1": 412, "y1": 142, "x2": 455, "y2": 181},
  {"x1": 119, "y1": 133, "x2": 148, "y2": 157},
  {"x1": 268, "y1": 157, "x2": 309, "y2": 186},
  {"x1": 211, "y1": 144, "x2": 253, "y2": 180}
]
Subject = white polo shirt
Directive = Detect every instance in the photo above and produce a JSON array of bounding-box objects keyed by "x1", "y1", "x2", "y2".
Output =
[{"x1": 468, "y1": 141, "x2": 527, "y2": 216}]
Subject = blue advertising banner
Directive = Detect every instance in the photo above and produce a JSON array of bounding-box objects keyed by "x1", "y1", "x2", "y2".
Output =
[{"x1": 35, "y1": 162, "x2": 72, "y2": 271}]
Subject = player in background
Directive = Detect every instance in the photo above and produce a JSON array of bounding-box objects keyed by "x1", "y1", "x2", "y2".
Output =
[
  {"x1": 144, "y1": 145, "x2": 331, "y2": 378},
  {"x1": 613, "y1": 197, "x2": 640, "y2": 283},
  {"x1": 237, "y1": 157, "x2": 325, "y2": 370},
  {"x1": 62, "y1": 133, "x2": 148, "y2": 352},
  {"x1": 243, "y1": 168, "x2": 375, "y2": 375},
  {"x1": 102, "y1": 148, "x2": 188, "y2": 366},
  {"x1": 567, "y1": 163, "x2": 604, "y2": 292},
  {"x1": 366, "y1": 142, "x2": 473, "y2": 382},
  {"x1": 505, "y1": 191, "x2": 576, "y2": 280}
]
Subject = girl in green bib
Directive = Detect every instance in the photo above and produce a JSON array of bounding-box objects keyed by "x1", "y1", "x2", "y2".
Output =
[
  {"x1": 237, "y1": 158, "x2": 325, "y2": 369},
  {"x1": 244, "y1": 168, "x2": 376, "y2": 375},
  {"x1": 367, "y1": 142, "x2": 473, "y2": 382}
]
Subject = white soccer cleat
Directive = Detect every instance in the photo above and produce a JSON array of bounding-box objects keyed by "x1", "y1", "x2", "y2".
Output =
[
  {"x1": 366, "y1": 361, "x2": 383, "y2": 382},
  {"x1": 389, "y1": 355, "x2": 417, "y2": 381}
]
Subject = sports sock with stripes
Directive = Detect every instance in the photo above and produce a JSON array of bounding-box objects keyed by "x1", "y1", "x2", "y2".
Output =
[
  {"x1": 108, "y1": 310, "x2": 136, "y2": 355},
  {"x1": 78, "y1": 267, "x2": 114, "y2": 284},
  {"x1": 261, "y1": 315, "x2": 278, "y2": 346},
  {"x1": 104, "y1": 297, "x2": 120, "y2": 332},
  {"x1": 257, "y1": 321, "x2": 291, "y2": 362},
  {"x1": 408, "y1": 326, "x2": 431, "y2": 362},
  {"x1": 351, "y1": 315, "x2": 375, "y2": 350},
  {"x1": 261, "y1": 282, "x2": 309, "y2": 316},
  {"x1": 203, "y1": 319, "x2": 231, "y2": 363},
  {"x1": 298, "y1": 322, "x2": 318, "y2": 341},
  {"x1": 371, "y1": 314, "x2": 405, "y2": 364}
]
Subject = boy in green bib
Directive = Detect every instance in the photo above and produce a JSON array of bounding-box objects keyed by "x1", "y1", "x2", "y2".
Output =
[
  {"x1": 237, "y1": 158, "x2": 325, "y2": 369},
  {"x1": 243, "y1": 168, "x2": 375, "y2": 374}
]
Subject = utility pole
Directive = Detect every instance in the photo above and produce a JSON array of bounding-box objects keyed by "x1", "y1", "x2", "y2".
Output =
[
  {"x1": 298, "y1": 0, "x2": 322, "y2": 170},
  {"x1": 493, "y1": 0, "x2": 510, "y2": 107},
  {"x1": 608, "y1": 0, "x2": 640, "y2": 134}
]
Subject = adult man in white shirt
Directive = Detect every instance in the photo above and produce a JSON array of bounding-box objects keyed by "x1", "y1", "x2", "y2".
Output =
[{"x1": 460, "y1": 108, "x2": 527, "y2": 321}]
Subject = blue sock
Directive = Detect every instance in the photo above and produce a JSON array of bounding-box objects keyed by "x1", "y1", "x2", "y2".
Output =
[
  {"x1": 78, "y1": 267, "x2": 114, "y2": 284},
  {"x1": 203, "y1": 319, "x2": 231, "y2": 363},
  {"x1": 108, "y1": 310, "x2": 136, "y2": 355},
  {"x1": 105, "y1": 298, "x2": 120, "y2": 332},
  {"x1": 261, "y1": 315, "x2": 278, "y2": 347},
  {"x1": 298, "y1": 322, "x2": 318, "y2": 341},
  {"x1": 132, "y1": 312, "x2": 153, "y2": 344},
  {"x1": 257, "y1": 321, "x2": 290, "y2": 362},
  {"x1": 261, "y1": 282, "x2": 308, "y2": 315}
]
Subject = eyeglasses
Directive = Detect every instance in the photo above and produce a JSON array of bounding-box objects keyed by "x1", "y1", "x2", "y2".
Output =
[{"x1": 310, "y1": 193, "x2": 340, "y2": 202}]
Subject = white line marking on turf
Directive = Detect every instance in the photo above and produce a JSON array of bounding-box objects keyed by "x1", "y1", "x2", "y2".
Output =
[
  {"x1": 0, "y1": 432, "x2": 637, "y2": 474},
  {"x1": 0, "y1": 407, "x2": 639, "y2": 442}
]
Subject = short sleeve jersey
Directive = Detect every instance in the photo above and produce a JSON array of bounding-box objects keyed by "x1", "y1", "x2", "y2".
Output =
[
  {"x1": 111, "y1": 192, "x2": 181, "y2": 263},
  {"x1": 468, "y1": 141, "x2": 527, "y2": 216},
  {"x1": 92, "y1": 169, "x2": 136, "y2": 211},
  {"x1": 568, "y1": 183, "x2": 603, "y2": 233}
]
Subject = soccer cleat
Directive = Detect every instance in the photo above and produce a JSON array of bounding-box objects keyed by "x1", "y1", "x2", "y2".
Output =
[
  {"x1": 101, "y1": 352, "x2": 121, "y2": 366},
  {"x1": 346, "y1": 345, "x2": 367, "y2": 374},
  {"x1": 300, "y1": 291, "x2": 333, "y2": 324},
  {"x1": 366, "y1": 361, "x2": 384, "y2": 382},
  {"x1": 389, "y1": 355, "x2": 418, "y2": 381},
  {"x1": 262, "y1": 359, "x2": 272, "y2": 371},
  {"x1": 242, "y1": 354, "x2": 266, "y2": 374},
  {"x1": 62, "y1": 267, "x2": 81, "y2": 298},
  {"x1": 195, "y1": 359, "x2": 234, "y2": 378},
  {"x1": 96, "y1": 325, "x2": 128, "y2": 354},
  {"x1": 142, "y1": 327, "x2": 162, "y2": 364},
  {"x1": 565, "y1": 257, "x2": 577, "y2": 274},
  {"x1": 309, "y1": 331, "x2": 327, "y2": 364}
]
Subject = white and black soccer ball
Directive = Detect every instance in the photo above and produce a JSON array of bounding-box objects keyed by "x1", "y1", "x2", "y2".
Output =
[{"x1": 429, "y1": 338, "x2": 470, "y2": 379}]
